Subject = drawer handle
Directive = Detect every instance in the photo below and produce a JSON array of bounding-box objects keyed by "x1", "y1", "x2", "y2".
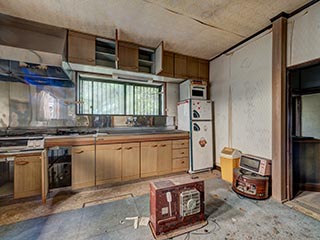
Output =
[
  {"x1": 116, "y1": 147, "x2": 122, "y2": 150},
  {"x1": 75, "y1": 150, "x2": 84, "y2": 154},
  {"x1": 125, "y1": 147, "x2": 132, "y2": 150},
  {"x1": 152, "y1": 145, "x2": 158, "y2": 148},
  {"x1": 87, "y1": 58, "x2": 94, "y2": 62},
  {"x1": 181, "y1": 161, "x2": 185, "y2": 164},
  {"x1": 15, "y1": 161, "x2": 29, "y2": 165},
  {"x1": 97, "y1": 138, "x2": 105, "y2": 141},
  {"x1": 160, "y1": 144, "x2": 166, "y2": 147},
  {"x1": 181, "y1": 143, "x2": 185, "y2": 145},
  {"x1": 181, "y1": 152, "x2": 185, "y2": 154}
]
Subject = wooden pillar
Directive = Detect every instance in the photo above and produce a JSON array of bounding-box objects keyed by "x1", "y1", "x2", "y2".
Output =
[{"x1": 271, "y1": 14, "x2": 288, "y2": 202}]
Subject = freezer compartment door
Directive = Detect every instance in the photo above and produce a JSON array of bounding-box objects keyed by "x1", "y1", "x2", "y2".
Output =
[
  {"x1": 191, "y1": 100, "x2": 212, "y2": 120},
  {"x1": 177, "y1": 100, "x2": 191, "y2": 131},
  {"x1": 191, "y1": 121, "x2": 213, "y2": 171}
]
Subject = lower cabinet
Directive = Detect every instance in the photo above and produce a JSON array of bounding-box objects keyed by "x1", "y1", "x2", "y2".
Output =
[
  {"x1": 14, "y1": 155, "x2": 41, "y2": 199},
  {"x1": 72, "y1": 145, "x2": 95, "y2": 189},
  {"x1": 122, "y1": 143, "x2": 140, "y2": 181},
  {"x1": 141, "y1": 140, "x2": 172, "y2": 177},
  {"x1": 96, "y1": 144, "x2": 122, "y2": 185}
]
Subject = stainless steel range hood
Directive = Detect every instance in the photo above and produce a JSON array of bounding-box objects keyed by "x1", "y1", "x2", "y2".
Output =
[{"x1": 0, "y1": 13, "x2": 74, "y2": 87}]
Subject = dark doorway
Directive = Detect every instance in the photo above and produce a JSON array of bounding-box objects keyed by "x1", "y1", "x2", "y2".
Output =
[{"x1": 288, "y1": 64, "x2": 320, "y2": 199}]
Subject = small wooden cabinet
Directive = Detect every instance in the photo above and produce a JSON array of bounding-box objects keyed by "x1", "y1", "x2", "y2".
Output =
[
  {"x1": 122, "y1": 143, "x2": 140, "y2": 181},
  {"x1": 14, "y1": 155, "x2": 41, "y2": 199},
  {"x1": 187, "y1": 56, "x2": 199, "y2": 79},
  {"x1": 68, "y1": 30, "x2": 96, "y2": 65},
  {"x1": 160, "y1": 51, "x2": 174, "y2": 77},
  {"x1": 96, "y1": 144, "x2": 122, "y2": 185},
  {"x1": 141, "y1": 140, "x2": 172, "y2": 177},
  {"x1": 198, "y1": 59, "x2": 209, "y2": 81},
  {"x1": 72, "y1": 145, "x2": 95, "y2": 189},
  {"x1": 118, "y1": 41, "x2": 139, "y2": 71},
  {"x1": 174, "y1": 54, "x2": 188, "y2": 79},
  {"x1": 172, "y1": 139, "x2": 189, "y2": 173}
]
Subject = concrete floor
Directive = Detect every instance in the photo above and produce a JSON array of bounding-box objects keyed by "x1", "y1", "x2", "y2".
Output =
[{"x1": 0, "y1": 171, "x2": 319, "y2": 239}]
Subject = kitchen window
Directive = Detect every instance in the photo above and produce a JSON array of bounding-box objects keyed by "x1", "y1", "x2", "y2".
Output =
[{"x1": 77, "y1": 76, "x2": 163, "y2": 115}]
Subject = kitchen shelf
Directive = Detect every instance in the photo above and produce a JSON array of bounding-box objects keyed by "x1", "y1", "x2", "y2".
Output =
[
  {"x1": 138, "y1": 47, "x2": 154, "y2": 73},
  {"x1": 96, "y1": 38, "x2": 116, "y2": 68}
]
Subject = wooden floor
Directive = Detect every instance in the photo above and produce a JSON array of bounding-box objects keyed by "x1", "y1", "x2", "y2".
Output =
[
  {"x1": 0, "y1": 170, "x2": 220, "y2": 226},
  {"x1": 285, "y1": 191, "x2": 320, "y2": 221}
]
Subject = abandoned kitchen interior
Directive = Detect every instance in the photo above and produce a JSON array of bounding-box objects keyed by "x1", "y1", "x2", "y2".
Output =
[{"x1": 0, "y1": 0, "x2": 320, "y2": 239}]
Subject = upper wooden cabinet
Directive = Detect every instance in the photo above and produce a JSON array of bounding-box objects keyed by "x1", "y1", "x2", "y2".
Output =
[
  {"x1": 68, "y1": 30, "x2": 95, "y2": 65},
  {"x1": 198, "y1": 59, "x2": 209, "y2": 81},
  {"x1": 174, "y1": 54, "x2": 188, "y2": 79},
  {"x1": 14, "y1": 155, "x2": 41, "y2": 199},
  {"x1": 118, "y1": 41, "x2": 139, "y2": 72},
  {"x1": 187, "y1": 56, "x2": 199, "y2": 79},
  {"x1": 159, "y1": 51, "x2": 174, "y2": 77}
]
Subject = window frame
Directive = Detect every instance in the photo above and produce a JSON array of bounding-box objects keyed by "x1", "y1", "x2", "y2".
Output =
[{"x1": 76, "y1": 74, "x2": 164, "y2": 116}]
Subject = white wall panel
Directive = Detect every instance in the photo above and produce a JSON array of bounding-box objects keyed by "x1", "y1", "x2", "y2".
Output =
[
  {"x1": 230, "y1": 33, "x2": 272, "y2": 159},
  {"x1": 287, "y1": 2, "x2": 320, "y2": 66},
  {"x1": 210, "y1": 31, "x2": 272, "y2": 164},
  {"x1": 210, "y1": 55, "x2": 230, "y2": 165}
]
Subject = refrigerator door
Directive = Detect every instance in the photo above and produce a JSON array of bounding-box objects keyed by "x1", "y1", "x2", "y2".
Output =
[
  {"x1": 177, "y1": 100, "x2": 191, "y2": 131},
  {"x1": 190, "y1": 121, "x2": 213, "y2": 172},
  {"x1": 191, "y1": 100, "x2": 212, "y2": 120}
]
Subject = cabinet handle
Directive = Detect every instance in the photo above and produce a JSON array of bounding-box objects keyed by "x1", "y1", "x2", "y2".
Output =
[
  {"x1": 181, "y1": 152, "x2": 185, "y2": 154},
  {"x1": 116, "y1": 147, "x2": 122, "y2": 150},
  {"x1": 181, "y1": 161, "x2": 185, "y2": 164},
  {"x1": 152, "y1": 145, "x2": 158, "y2": 148},
  {"x1": 87, "y1": 58, "x2": 94, "y2": 62},
  {"x1": 97, "y1": 138, "x2": 105, "y2": 141},
  {"x1": 125, "y1": 147, "x2": 132, "y2": 150},
  {"x1": 15, "y1": 161, "x2": 29, "y2": 165},
  {"x1": 75, "y1": 150, "x2": 84, "y2": 154},
  {"x1": 160, "y1": 144, "x2": 167, "y2": 147},
  {"x1": 181, "y1": 143, "x2": 185, "y2": 145}
]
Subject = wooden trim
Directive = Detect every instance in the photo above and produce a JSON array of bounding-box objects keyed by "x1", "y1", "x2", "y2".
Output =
[
  {"x1": 287, "y1": 57, "x2": 320, "y2": 71},
  {"x1": 299, "y1": 183, "x2": 320, "y2": 192},
  {"x1": 272, "y1": 16, "x2": 288, "y2": 202}
]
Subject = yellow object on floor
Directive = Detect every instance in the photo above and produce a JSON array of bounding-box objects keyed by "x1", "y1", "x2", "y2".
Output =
[{"x1": 220, "y1": 147, "x2": 241, "y2": 183}]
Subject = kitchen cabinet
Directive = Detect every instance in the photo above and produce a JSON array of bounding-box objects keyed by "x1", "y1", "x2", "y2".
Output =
[
  {"x1": 187, "y1": 56, "x2": 199, "y2": 79},
  {"x1": 96, "y1": 144, "x2": 122, "y2": 185},
  {"x1": 122, "y1": 143, "x2": 140, "y2": 181},
  {"x1": 157, "y1": 141, "x2": 172, "y2": 175},
  {"x1": 159, "y1": 51, "x2": 174, "y2": 77},
  {"x1": 118, "y1": 41, "x2": 139, "y2": 72},
  {"x1": 141, "y1": 140, "x2": 172, "y2": 177},
  {"x1": 198, "y1": 59, "x2": 209, "y2": 81},
  {"x1": 72, "y1": 145, "x2": 95, "y2": 189},
  {"x1": 68, "y1": 30, "x2": 96, "y2": 65},
  {"x1": 41, "y1": 150, "x2": 48, "y2": 204},
  {"x1": 172, "y1": 139, "x2": 189, "y2": 173},
  {"x1": 14, "y1": 155, "x2": 41, "y2": 199},
  {"x1": 174, "y1": 53, "x2": 188, "y2": 79}
]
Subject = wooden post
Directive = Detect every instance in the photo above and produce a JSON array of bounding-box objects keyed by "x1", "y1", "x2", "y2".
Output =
[{"x1": 271, "y1": 14, "x2": 288, "y2": 202}]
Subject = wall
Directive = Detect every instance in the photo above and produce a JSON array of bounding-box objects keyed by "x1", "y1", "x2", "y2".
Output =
[
  {"x1": 287, "y1": 1, "x2": 320, "y2": 67},
  {"x1": 210, "y1": 30, "x2": 272, "y2": 165},
  {"x1": 301, "y1": 93, "x2": 320, "y2": 138}
]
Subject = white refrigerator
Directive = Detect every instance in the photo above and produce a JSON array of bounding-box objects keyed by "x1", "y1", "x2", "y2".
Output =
[{"x1": 177, "y1": 99, "x2": 213, "y2": 173}]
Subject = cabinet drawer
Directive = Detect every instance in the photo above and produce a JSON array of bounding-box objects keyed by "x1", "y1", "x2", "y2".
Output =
[
  {"x1": 172, "y1": 140, "x2": 189, "y2": 149},
  {"x1": 173, "y1": 148, "x2": 188, "y2": 158},
  {"x1": 173, "y1": 158, "x2": 189, "y2": 171}
]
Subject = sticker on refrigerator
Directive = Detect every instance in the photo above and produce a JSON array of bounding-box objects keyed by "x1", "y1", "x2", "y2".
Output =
[{"x1": 199, "y1": 137, "x2": 207, "y2": 147}]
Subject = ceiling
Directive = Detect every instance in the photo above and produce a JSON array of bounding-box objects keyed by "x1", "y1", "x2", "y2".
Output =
[{"x1": 0, "y1": 0, "x2": 310, "y2": 59}]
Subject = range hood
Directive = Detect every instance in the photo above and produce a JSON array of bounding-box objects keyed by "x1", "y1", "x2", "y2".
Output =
[{"x1": 0, "y1": 13, "x2": 74, "y2": 87}]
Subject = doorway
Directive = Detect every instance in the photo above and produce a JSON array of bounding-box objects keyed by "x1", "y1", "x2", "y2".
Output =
[{"x1": 287, "y1": 63, "x2": 320, "y2": 216}]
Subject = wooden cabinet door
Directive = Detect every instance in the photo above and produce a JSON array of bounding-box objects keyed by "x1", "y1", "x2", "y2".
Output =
[
  {"x1": 68, "y1": 30, "x2": 96, "y2": 65},
  {"x1": 14, "y1": 155, "x2": 41, "y2": 199},
  {"x1": 160, "y1": 51, "x2": 174, "y2": 77},
  {"x1": 96, "y1": 144, "x2": 122, "y2": 185},
  {"x1": 199, "y1": 59, "x2": 209, "y2": 81},
  {"x1": 174, "y1": 54, "x2": 187, "y2": 78},
  {"x1": 157, "y1": 141, "x2": 172, "y2": 175},
  {"x1": 141, "y1": 141, "x2": 158, "y2": 178},
  {"x1": 187, "y1": 56, "x2": 199, "y2": 79},
  {"x1": 118, "y1": 41, "x2": 139, "y2": 71},
  {"x1": 122, "y1": 143, "x2": 140, "y2": 181},
  {"x1": 72, "y1": 145, "x2": 95, "y2": 189}
]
